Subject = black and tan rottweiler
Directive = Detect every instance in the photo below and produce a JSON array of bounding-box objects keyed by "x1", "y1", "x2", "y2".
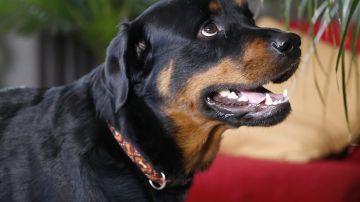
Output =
[{"x1": 0, "y1": 0, "x2": 301, "y2": 201}]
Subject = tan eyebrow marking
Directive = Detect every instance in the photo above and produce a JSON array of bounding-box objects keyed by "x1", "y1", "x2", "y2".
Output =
[
  {"x1": 208, "y1": 0, "x2": 222, "y2": 12},
  {"x1": 234, "y1": 0, "x2": 247, "y2": 6}
]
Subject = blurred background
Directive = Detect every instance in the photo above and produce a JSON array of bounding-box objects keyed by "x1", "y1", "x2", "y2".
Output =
[{"x1": 0, "y1": 0, "x2": 156, "y2": 87}]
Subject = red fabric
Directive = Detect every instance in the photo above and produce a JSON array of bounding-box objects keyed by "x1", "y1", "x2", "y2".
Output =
[{"x1": 187, "y1": 147, "x2": 360, "y2": 202}]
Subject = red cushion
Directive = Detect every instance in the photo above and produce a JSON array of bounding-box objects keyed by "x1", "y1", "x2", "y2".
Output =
[{"x1": 187, "y1": 147, "x2": 360, "y2": 202}]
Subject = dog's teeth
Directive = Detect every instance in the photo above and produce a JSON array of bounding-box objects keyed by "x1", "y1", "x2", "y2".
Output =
[
  {"x1": 283, "y1": 89, "x2": 288, "y2": 98},
  {"x1": 237, "y1": 95, "x2": 249, "y2": 102},
  {"x1": 227, "y1": 92, "x2": 238, "y2": 99},
  {"x1": 265, "y1": 94, "x2": 273, "y2": 105},
  {"x1": 219, "y1": 90, "x2": 231, "y2": 97},
  {"x1": 273, "y1": 100, "x2": 279, "y2": 105}
]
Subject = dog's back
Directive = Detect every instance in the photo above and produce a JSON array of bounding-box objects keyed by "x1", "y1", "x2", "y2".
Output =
[{"x1": 0, "y1": 87, "x2": 44, "y2": 119}]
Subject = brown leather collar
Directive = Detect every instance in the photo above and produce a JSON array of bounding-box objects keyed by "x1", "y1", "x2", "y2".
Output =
[{"x1": 108, "y1": 124, "x2": 168, "y2": 190}]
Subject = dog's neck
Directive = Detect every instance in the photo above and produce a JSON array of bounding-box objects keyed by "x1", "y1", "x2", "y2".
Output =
[
  {"x1": 115, "y1": 96, "x2": 189, "y2": 178},
  {"x1": 88, "y1": 66, "x2": 193, "y2": 186}
]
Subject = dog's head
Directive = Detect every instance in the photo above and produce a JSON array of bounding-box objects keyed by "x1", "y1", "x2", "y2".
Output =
[{"x1": 104, "y1": 0, "x2": 301, "y2": 172}]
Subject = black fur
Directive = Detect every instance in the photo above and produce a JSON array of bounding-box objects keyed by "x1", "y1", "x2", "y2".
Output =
[{"x1": 0, "y1": 0, "x2": 301, "y2": 201}]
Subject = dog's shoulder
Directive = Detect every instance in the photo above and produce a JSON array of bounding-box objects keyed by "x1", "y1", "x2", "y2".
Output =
[
  {"x1": 0, "y1": 84, "x2": 94, "y2": 147},
  {"x1": 0, "y1": 87, "x2": 47, "y2": 122},
  {"x1": 0, "y1": 83, "x2": 92, "y2": 119},
  {"x1": 0, "y1": 87, "x2": 45, "y2": 105}
]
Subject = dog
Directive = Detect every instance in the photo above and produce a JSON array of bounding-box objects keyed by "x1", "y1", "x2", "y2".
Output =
[{"x1": 0, "y1": 0, "x2": 301, "y2": 201}]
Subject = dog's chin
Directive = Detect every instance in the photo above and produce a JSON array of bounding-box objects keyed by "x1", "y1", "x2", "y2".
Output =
[{"x1": 204, "y1": 86, "x2": 291, "y2": 128}]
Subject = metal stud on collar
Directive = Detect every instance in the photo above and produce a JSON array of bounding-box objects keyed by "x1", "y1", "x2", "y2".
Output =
[{"x1": 149, "y1": 172, "x2": 167, "y2": 190}]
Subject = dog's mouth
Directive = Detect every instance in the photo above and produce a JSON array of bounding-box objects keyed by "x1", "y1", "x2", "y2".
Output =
[
  {"x1": 205, "y1": 85, "x2": 291, "y2": 127},
  {"x1": 200, "y1": 54, "x2": 303, "y2": 127},
  {"x1": 207, "y1": 86, "x2": 289, "y2": 112},
  {"x1": 204, "y1": 69, "x2": 295, "y2": 127}
]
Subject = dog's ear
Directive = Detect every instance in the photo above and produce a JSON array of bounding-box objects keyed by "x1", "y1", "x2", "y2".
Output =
[{"x1": 105, "y1": 23, "x2": 131, "y2": 111}]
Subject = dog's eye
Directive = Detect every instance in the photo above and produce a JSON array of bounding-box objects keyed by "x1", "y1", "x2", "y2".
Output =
[{"x1": 200, "y1": 22, "x2": 219, "y2": 37}]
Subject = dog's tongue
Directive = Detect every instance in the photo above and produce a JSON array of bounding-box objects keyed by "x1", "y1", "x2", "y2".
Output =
[{"x1": 241, "y1": 91, "x2": 266, "y2": 104}]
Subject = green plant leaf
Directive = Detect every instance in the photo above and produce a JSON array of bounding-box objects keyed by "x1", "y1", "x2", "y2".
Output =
[
  {"x1": 334, "y1": 0, "x2": 359, "y2": 133},
  {"x1": 335, "y1": 0, "x2": 359, "y2": 73}
]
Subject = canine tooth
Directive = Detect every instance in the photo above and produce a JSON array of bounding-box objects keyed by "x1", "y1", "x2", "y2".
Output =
[
  {"x1": 238, "y1": 95, "x2": 249, "y2": 102},
  {"x1": 265, "y1": 94, "x2": 273, "y2": 105},
  {"x1": 283, "y1": 89, "x2": 288, "y2": 98},
  {"x1": 227, "y1": 92, "x2": 238, "y2": 99},
  {"x1": 273, "y1": 100, "x2": 279, "y2": 105},
  {"x1": 219, "y1": 90, "x2": 231, "y2": 97}
]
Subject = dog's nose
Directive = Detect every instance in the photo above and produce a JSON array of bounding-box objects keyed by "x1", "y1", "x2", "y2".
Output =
[{"x1": 271, "y1": 33, "x2": 301, "y2": 55}]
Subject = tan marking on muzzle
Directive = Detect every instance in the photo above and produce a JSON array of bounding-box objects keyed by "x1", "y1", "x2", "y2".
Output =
[
  {"x1": 180, "y1": 58, "x2": 256, "y2": 101},
  {"x1": 241, "y1": 38, "x2": 279, "y2": 81}
]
